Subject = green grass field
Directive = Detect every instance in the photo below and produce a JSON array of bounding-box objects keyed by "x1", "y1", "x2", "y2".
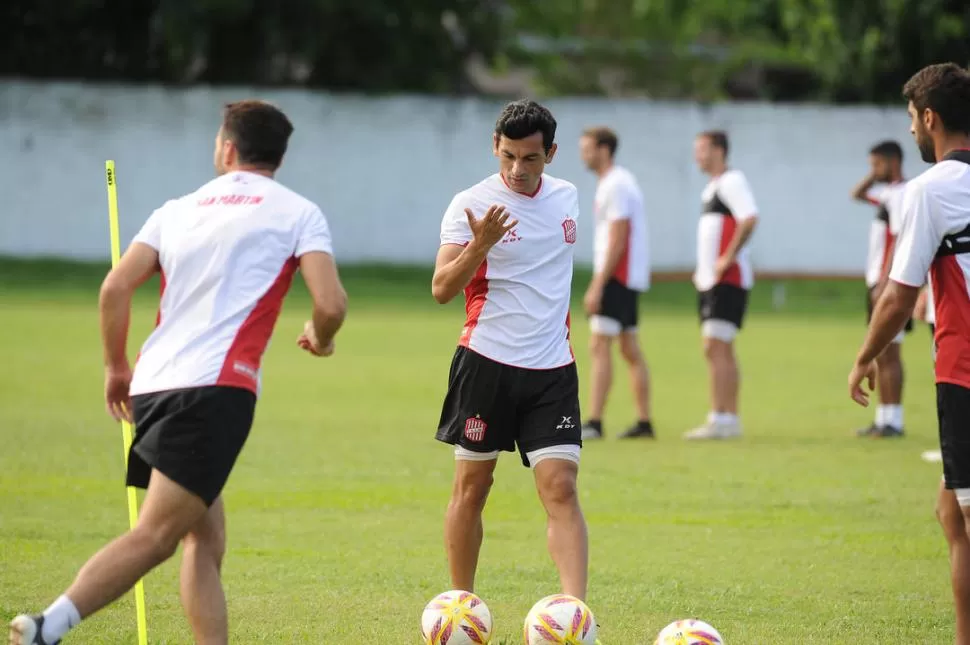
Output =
[{"x1": 0, "y1": 259, "x2": 952, "y2": 644}]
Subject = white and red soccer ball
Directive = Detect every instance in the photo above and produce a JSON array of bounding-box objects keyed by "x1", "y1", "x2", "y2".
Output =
[
  {"x1": 421, "y1": 590, "x2": 492, "y2": 645},
  {"x1": 523, "y1": 594, "x2": 598, "y2": 644},
  {"x1": 655, "y1": 618, "x2": 724, "y2": 645}
]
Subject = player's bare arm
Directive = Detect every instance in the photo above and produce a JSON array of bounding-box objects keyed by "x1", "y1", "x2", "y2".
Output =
[
  {"x1": 432, "y1": 205, "x2": 518, "y2": 304},
  {"x1": 851, "y1": 172, "x2": 879, "y2": 203},
  {"x1": 872, "y1": 235, "x2": 897, "y2": 301},
  {"x1": 914, "y1": 285, "x2": 929, "y2": 321},
  {"x1": 849, "y1": 280, "x2": 920, "y2": 406},
  {"x1": 299, "y1": 251, "x2": 347, "y2": 357},
  {"x1": 715, "y1": 216, "x2": 758, "y2": 278},
  {"x1": 99, "y1": 241, "x2": 160, "y2": 422},
  {"x1": 584, "y1": 218, "x2": 629, "y2": 316}
]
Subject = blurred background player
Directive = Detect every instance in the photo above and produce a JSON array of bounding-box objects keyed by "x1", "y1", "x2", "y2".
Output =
[
  {"x1": 431, "y1": 100, "x2": 589, "y2": 600},
  {"x1": 850, "y1": 140, "x2": 910, "y2": 437},
  {"x1": 9, "y1": 101, "x2": 348, "y2": 645},
  {"x1": 848, "y1": 62, "x2": 970, "y2": 645},
  {"x1": 577, "y1": 126, "x2": 653, "y2": 441},
  {"x1": 686, "y1": 131, "x2": 759, "y2": 440}
]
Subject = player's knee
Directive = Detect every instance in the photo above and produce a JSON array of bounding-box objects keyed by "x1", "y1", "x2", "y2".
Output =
[
  {"x1": 703, "y1": 338, "x2": 728, "y2": 361},
  {"x1": 538, "y1": 469, "x2": 579, "y2": 508},
  {"x1": 452, "y1": 472, "x2": 493, "y2": 510},
  {"x1": 184, "y1": 524, "x2": 226, "y2": 567},
  {"x1": 937, "y1": 497, "x2": 966, "y2": 542},
  {"x1": 132, "y1": 523, "x2": 182, "y2": 563},
  {"x1": 618, "y1": 335, "x2": 642, "y2": 364},
  {"x1": 588, "y1": 334, "x2": 612, "y2": 356}
]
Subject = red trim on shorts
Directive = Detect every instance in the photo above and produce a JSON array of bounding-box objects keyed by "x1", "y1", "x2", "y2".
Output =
[
  {"x1": 931, "y1": 255, "x2": 970, "y2": 388},
  {"x1": 216, "y1": 257, "x2": 299, "y2": 393}
]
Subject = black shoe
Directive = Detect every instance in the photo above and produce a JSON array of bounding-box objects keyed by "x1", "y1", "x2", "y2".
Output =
[
  {"x1": 618, "y1": 421, "x2": 655, "y2": 439},
  {"x1": 873, "y1": 425, "x2": 905, "y2": 438},
  {"x1": 581, "y1": 423, "x2": 603, "y2": 439},
  {"x1": 855, "y1": 423, "x2": 878, "y2": 437}
]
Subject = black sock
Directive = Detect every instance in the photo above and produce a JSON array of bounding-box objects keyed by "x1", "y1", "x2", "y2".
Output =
[
  {"x1": 638, "y1": 420, "x2": 653, "y2": 431},
  {"x1": 587, "y1": 419, "x2": 602, "y2": 431}
]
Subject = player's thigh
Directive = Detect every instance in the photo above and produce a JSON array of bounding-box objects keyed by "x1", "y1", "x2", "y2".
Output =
[
  {"x1": 184, "y1": 496, "x2": 227, "y2": 557},
  {"x1": 938, "y1": 383, "x2": 970, "y2": 497},
  {"x1": 514, "y1": 363, "x2": 582, "y2": 468},
  {"x1": 532, "y1": 456, "x2": 580, "y2": 506},
  {"x1": 436, "y1": 347, "x2": 516, "y2": 456},
  {"x1": 138, "y1": 468, "x2": 210, "y2": 550}
]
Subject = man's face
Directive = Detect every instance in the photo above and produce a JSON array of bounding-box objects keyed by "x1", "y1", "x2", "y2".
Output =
[
  {"x1": 868, "y1": 154, "x2": 891, "y2": 182},
  {"x1": 213, "y1": 127, "x2": 229, "y2": 175},
  {"x1": 909, "y1": 101, "x2": 937, "y2": 164},
  {"x1": 578, "y1": 135, "x2": 604, "y2": 172},
  {"x1": 693, "y1": 136, "x2": 719, "y2": 174},
  {"x1": 494, "y1": 132, "x2": 555, "y2": 193}
]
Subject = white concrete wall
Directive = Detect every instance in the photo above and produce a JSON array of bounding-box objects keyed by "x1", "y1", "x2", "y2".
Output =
[{"x1": 0, "y1": 81, "x2": 928, "y2": 273}]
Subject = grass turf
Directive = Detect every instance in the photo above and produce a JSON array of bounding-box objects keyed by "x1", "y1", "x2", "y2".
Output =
[{"x1": 0, "y1": 258, "x2": 952, "y2": 643}]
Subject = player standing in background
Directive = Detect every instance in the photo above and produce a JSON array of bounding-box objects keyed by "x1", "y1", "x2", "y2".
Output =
[
  {"x1": 10, "y1": 101, "x2": 348, "y2": 645},
  {"x1": 431, "y1": 100, "x2": 589, "y2": 600},
  {"x1": 848, "y1": 62, "x2": 970, "y2": 644},
  {"x1": 577, "y1": 126, "x2": 654, "y2": 441},
  {"x1": 850, "y1": 141, "x2": 909, "y2": 437},
  {"x1": 685, "y1": 131, "x2": 759, "y2": 440}
]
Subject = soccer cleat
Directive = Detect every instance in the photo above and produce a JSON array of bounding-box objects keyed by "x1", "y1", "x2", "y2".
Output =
[
  {"x1": 9, "y1": 615, "x2": 57, "y2": 645},
  {"x1": 618, "y1": 422, "x2": 655, "y2": 439},
  {"x1": 873, "y1": 425, "x2": 905, "y2": 438},
  {"x1": 855, "y1": 423, "x2": 878, "y2": 437},
  {"x1": 683, "y1": 420, "x2": 742, "y2": 440},
  {"x1": 581, "y1": 423, "x2": 604, "y2": 440}
]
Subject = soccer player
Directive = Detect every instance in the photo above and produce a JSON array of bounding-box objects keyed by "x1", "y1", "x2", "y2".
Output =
[
  {"x1": 577, "y1": 126, "x2": 653, "y2": 440},
  {"x1": 9, "y1": 101, "x2": 347, "y2": 645},
  {"x1": 432, "y1": 100, "x2": 589, "y2": 600},
  {"x1": 686, "y1": 131, "x2": 759, "y2": 440},
  {"x1": 848, "y1": 62, "x2": 970, "y2": 645},
  {"x1": 850, "y1": 141, "x2": 910, "y2": 437}
]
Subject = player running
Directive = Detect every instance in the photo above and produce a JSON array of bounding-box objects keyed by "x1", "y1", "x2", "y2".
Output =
[
  {"x1": 9, "y1": 100, "x2": 347, "y2": 645},
  {"x1": 686, "y1": 131, "x2": 760, "y2": 440},
  {"x1": 578, "y1": 126, "x2": 654, "y2": 441},
  {"x1": 848, "y1": 62, "x2": 970, "y2": 645},
  {"x1": 432, "y1": 100, "x2": 589, "y2": 600},
  {"x1": 850, "y1": 141, "x2": 909, "y2": 437}
]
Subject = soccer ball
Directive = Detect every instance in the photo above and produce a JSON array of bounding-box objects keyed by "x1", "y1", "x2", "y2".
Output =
[
  {"x1": 655, "y1": 619, "x2": 724, "y2": 645},
  {"x1": 421, "y1": 590, "x2": 492, "y2": 644},
  {"x1": 523, "y1": 594, "x2": 598, "y2": 644}
]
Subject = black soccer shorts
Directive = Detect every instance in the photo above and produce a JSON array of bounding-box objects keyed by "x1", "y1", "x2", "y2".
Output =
[
  {"x1": 592, "y1": 278, "x2": 640, "y2": 333},
  {"x1": 938, "y1": 383, "x2": 970, "y2": 491},
  {"x1": 128, "y1": 385, "x2": 256, "y2": 506},
  {"x1": 697, "y1": 283, "x2": 749, "y2": 329},
  {"x1": 436, "y1": 347, "x2": 582, "y2": 467}
]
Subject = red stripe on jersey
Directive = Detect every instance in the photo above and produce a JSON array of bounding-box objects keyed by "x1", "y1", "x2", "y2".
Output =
[
  {"x1": 566, "y1": 311, "x2": 574, "y2": 360},
  {"x1": 613, "y1": 226, "x2": 631, "y2": 286},
  {"x1": 459, "y1": 258, "x2": 489, "y2": 348},
  {"x1": 881, "y1": 229, "x2": 895, "y2": 277},
  {"x1": 217, "y1": 257, "x2": 299, "y2": 393},
  {"x1": 718, "y1": 216, "x2": 742, "y2": 287},
  {"x1": 866, "y1": 197, "x2": 881, "y2": 206},
  {"x1": 931, "y1": 255, "x2": 970, "y2": 389}
]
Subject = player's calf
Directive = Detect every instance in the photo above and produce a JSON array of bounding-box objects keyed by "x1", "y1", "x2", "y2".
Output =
[{"x1": 533, "y1": 455, "x2": 588, "y2": 600}]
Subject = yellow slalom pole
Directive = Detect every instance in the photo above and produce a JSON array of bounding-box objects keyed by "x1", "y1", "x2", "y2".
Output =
[{"x1": 105, "y1": 160, "x2": 150, "y2": 645}]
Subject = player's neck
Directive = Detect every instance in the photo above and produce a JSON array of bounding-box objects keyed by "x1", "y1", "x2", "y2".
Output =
[
  {"x1": 597, "y1": 160, "x2": 615, "y2": 178},
  {"x1": 708, "y1": 162, "x2": 727, "y2": 178},
  {"x1": 936, "y1": 135, "x2": 970, "y2": 162},
  {"x1": 227, "y1": 165, "x2": 275, "y2": 179}
]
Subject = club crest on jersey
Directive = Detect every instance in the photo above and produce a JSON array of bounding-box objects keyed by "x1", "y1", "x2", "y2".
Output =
[
  {"x1": 464, "y1": 415, "x2": 487, "y2": 442},
  {"x1": 562, "y1": 218, "x2": 577, "y2": 244}
]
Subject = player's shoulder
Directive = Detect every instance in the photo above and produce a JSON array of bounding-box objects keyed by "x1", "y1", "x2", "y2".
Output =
[
  {"x1": 720, "y1": 168, "x2": 750, "y2": 185},
  {"x1": 913, "y1": 160, "x2": 970, "y2": 193},
  {"x1": 540, "y1": 173, "x2": 579, "y2": 199}
]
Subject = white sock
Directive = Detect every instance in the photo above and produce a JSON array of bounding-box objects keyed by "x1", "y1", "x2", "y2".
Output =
[
  {"x1": 714, "y1": 412, "x2": 737, "y2": 425},
  {"x1": 875, "y1": 405, "x2": 887, "y2": 427},
  {"x1": 885, "y1": 404, "x2": 904, "y2": 429},
  {"x1": 707, "y1": 411, "x2": 718, "y2": 424},
  {"x1": 42, "y1": 595, "x2": 81, "y2": 643}
]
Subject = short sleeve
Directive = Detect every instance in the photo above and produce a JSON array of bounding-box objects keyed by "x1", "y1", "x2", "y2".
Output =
[
  {"x1": 887, "y1": 188, "x2": 907, "y2": 236},
  {"x1": 440, "y1": 192, "x2": 473, "y2": 246},
  {"x1": 295, "y1": 207, "x2": 334, "y2": 257},
  {"x1": 602, "y1": 182, "x2": 634, "y2": 222},
  {"x1": 132, "y1": 203, "x2": 169, "y2": 250},
  {"x1": 719, "y1": 172, "x2": 758, "y2": 221},
  {"x1": 890, "y1": 181, "x2": 941, "y2": 287}
]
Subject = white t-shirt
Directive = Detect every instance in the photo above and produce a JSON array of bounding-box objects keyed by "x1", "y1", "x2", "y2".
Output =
[
  {"x1": 440, "y1": 173, "x2": 578, "y2": 369},
  {"x1": 890, "y1": 154, "x2": 970, "y2": 388},
  {"x1": 129, "y1": 171, "x2": 333, "y2": 397},
  {"x1": 593, "y1": 165, "x2": 650, "y2": 291},
  {"x1": 694, "y1": 169, "x2": 759, "y2": 292},
  {"x1": 864, "y1": 181, "x2": 908, "y2": 288}
]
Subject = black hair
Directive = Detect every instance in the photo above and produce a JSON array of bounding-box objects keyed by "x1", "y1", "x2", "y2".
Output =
[
  {"x1": 222, "y1": 100, "x2": 294, "y2": 170},
  {"x1": 495, "y1": 99, "x2": 557, "y2": 153},
  {"x1": 903, "y1": 63, "x2": 970, "y2": 135},
  {"x1": 869, "y1": 140, "x2": 903, "y2": 161},
  {"x1": 699, "y1": 130, "x2": 729, "y2": 157}
]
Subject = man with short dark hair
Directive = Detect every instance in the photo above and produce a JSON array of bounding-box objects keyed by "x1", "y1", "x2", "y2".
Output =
[
  {"x1": 850, "y1": 140, "x2": 909, "y2": 437},
  {"x1": 9, "y1": 100, "x2": 348, "y2": 645},
  {"x1": 578, "y1": 126, "x2": 653, "y2": 440},
  {"x1": 848, "y1": 62, "x2": 970, "y2": 643},
  {"x1": 686, "y1": 130, "x2": 759, "y2": 440},
  {"x1": 432, "y1": 99, "x2": 590, "y2": 600}
]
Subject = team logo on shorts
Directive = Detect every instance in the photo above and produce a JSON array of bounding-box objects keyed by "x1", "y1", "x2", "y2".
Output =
[
  {"x1": 464, "y1": 415, "x2": 487, "y2": 442},
  {"x1": 562, "y1": 218, "x2": 577, "y2": 244}
]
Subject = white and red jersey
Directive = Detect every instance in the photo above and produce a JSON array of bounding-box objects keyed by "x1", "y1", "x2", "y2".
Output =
[
  {"x1": 439, "y1": 173, "x2": 578, "y2": 370},
  {"x1": 890, "y1": 150, "x2": 970, "y2": 388},
  {"x1": 129, "y1": 171, "x2": 334, "y2": 397},
  {"x1": 593, "y1": 165, "x2": 650, "y2": 291},
  {"x1": 693, "y1": 169, "x2": 759, "y2": 292},
  {"x1": 864, "y1": 181, "x2": 908, "y2": 287}
]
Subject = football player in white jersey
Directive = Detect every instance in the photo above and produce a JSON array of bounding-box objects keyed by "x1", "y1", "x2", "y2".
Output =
[
  {"x1": 10, "y1": 101, "x2": 347, "y2": 645},
  {"x1": 686, "y1": 131, "x2": 760, "y2": 440},
  {"x1": 850, "y1": 140, "x2": 909, "y2": 437},
  {"x1": 577, "y1": 126, "x2": 654, "y2": 440},
  {"x1": 849, "y1": 62, "x2": 970, "y2": 644},
  {"x1": 432, "y1": 100, "x2": 589, "y2": 600}
]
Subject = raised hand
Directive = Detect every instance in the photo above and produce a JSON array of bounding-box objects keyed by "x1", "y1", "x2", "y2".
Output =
[{"x1": 465, "y1": 205, "x2": 518, "y2": 249}]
